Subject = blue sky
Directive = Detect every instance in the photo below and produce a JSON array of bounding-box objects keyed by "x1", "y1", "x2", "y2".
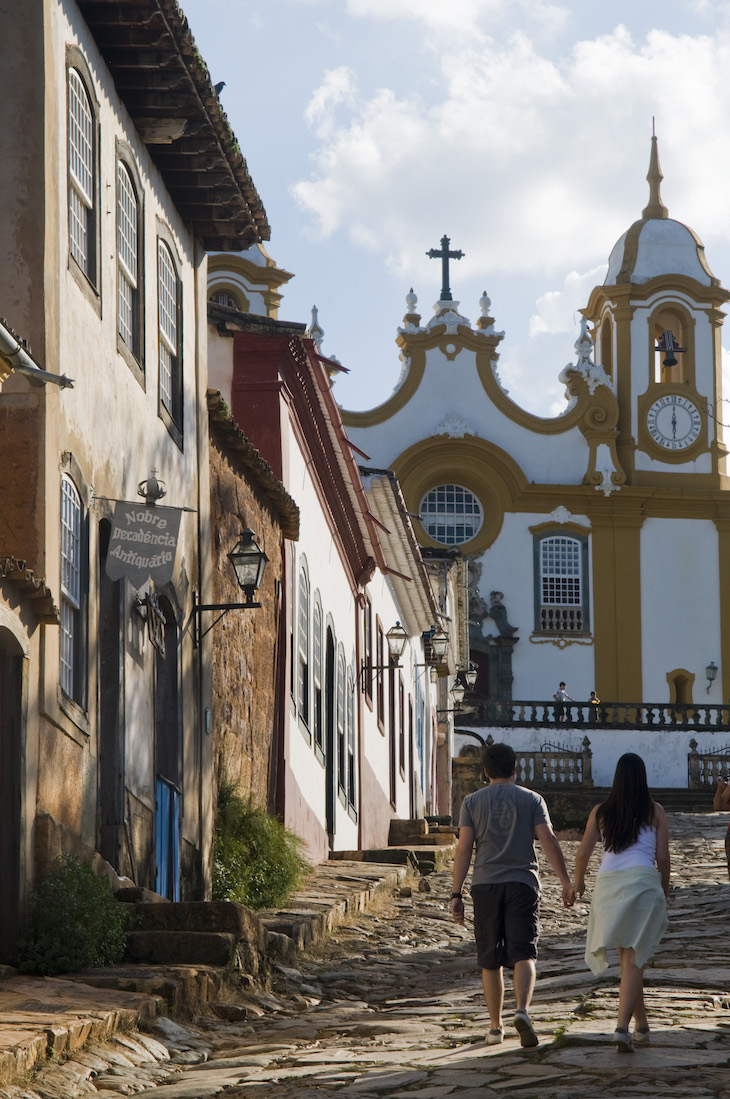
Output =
[{"x1": 181, "y1": 0, "x2": 730, "y2": 415}]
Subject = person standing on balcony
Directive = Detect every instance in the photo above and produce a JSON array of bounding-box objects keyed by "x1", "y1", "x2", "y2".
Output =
[
  {"x1": 712, "y1": 777, "x2": 730, "y2": 880},
  {"x1": 450, "y1": 741, "x2": 575, "y2": 1048},
  {"x1": 588, "y1": 691, "x2": 600, "y2": 723},
  {"x1": 553, "y1": 681, "x2": 573, "y2": 721},
  {"x1": 573, "y1": 752, "x2": 670, "y2": 1053}
]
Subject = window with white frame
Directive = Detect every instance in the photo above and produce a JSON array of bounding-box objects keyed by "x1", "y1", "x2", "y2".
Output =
[
  {"x1": 535, "y1": 533, "x2": 589, "y2": 634},
  {"x1": 158, "y1": 239, "x2": 182, "y2": 430},
  {"x1": 313, "y1": 596, "x2": 323, "y2": 753},
  {"x1": 297, "y1": 564, "x2": 310, "y2": 727},
  {"x1": 60, "y1": 474, "x2": 84, "y2": 703},
  {"x1": 117, "y1": 161, "x2": 141, "y2": 359},
  {"x1": 337, "y1": 649, "x2": 346, "y2": 792},
  {"x1": 68, "y1": 66, "x2": 96, "y2": 282},
  {"x1": 347, "y1": 667, "x2": 356, "y2": 808},
  {"x1": 419, "y1": 484, "x2": 482, "y2": 545}
]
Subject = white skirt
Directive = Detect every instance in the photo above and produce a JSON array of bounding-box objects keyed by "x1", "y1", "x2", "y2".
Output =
[{"x1": 584, "y1": 866, "x2": 667, "y2": 976}]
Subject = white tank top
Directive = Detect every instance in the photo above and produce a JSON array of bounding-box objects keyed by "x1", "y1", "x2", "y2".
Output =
[{"x1": 598, "y1": 825, "x2": 657, "y2": 873}]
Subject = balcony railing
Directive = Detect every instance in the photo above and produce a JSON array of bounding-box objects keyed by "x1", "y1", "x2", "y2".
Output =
[
  {"x1": 462, "y1": 698, "x2": 730, "y2": 730},
  {"x1": 539, "y1": 606, "x2": 583, "y2": 632}
]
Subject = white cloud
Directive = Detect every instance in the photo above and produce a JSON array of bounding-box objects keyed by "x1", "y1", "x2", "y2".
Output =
[
  {"x1": 345, "y1": 0, "x2": 569, "y2": 38},
  {"x1": 292, "y1": 22, "x2": 730, "y2": 295},
  {"x1": 529, "y1": 267, "x2": 607, "y2": 337},
  {"x1": 303, "y1": 66, "x2": 357, "y2": 139}
]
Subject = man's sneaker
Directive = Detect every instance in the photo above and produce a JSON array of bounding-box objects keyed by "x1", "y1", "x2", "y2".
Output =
[
  {"x1": 513, "y1": 1010, "x2": 539, "y2": 1048},
  {"x1": 613, "y1": 1027, "x2": 634, "y2": 1053},
  {"x1": 486, "y1": 1026, "x2": 504, "y2": 1045}
]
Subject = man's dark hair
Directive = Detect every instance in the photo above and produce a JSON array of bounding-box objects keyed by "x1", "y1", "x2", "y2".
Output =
[{"x1": 482, "y1": 741, "x2": 516, "y2": 779}]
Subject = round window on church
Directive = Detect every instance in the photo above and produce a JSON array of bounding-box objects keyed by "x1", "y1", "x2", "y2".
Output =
[{"x1": 419, "y1": 484, "x2": 483, "y2": 546}]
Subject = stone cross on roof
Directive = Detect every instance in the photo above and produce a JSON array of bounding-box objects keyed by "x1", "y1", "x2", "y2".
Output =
[{"x1": 426, "y1": 235, "x2": 464, "y2": 302}]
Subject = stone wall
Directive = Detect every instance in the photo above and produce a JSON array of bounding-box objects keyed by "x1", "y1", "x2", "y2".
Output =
[{"x1": 209, "y1": 425, "x2": 286, "y2": 813}]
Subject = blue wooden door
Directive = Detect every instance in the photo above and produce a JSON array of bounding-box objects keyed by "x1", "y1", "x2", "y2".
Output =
[{"x1": 155, "y1": 776, "x2": 180, "y2": 901}]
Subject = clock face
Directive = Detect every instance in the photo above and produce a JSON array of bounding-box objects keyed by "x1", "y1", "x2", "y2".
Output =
[{"x1": 646, "y1": 394, "x2": 702, "y2": 451}]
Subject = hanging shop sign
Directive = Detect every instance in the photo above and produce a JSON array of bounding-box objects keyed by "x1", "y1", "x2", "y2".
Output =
[{"x1": 106, "y1": 502, "x2": 182, "y2": 588}]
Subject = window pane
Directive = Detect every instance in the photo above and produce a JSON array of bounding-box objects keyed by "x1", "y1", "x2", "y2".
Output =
[
  {"x1": 60, "y1": 476, "x2": 81, "y2": 698},
  {"x1": 68, "y1": 69, "x2": 93, "y2": 273},
  {"x1": 541, "y1": 537, "x2": 581, "y2": 605},
  {"x1": 419, "y1": 484, "x2": 482, "y2": 545},
  {"x1": 158, "y1": 241, "x2": 177, "y2": 413},
  {"x1": 297, "y1": 570, "x2": 310, "y2": 720}
]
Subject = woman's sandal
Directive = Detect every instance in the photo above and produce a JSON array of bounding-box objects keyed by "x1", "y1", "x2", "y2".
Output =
[
  {"x1": 633, "y1": 1026, "x2": 651, "y2": 1045},
  {"x1": 613, "y1": 1027, "x2": 634, "y2": 1053}
]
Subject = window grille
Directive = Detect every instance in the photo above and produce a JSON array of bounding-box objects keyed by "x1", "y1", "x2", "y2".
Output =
[
  {"x1": 420, "y1": 484, "x2": 482, "y2": 545},
  {"x1": 60, "y1": 475, "x2": 81, "y2": 698},
  {"x1": 158, "y1": 241, "x2": 178, "y2": 417},
  {"x1": 68, "y1": 68, "x2": 94, "y2": 275}
]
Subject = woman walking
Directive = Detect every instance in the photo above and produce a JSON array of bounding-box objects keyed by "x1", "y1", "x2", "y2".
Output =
[{"x1": 573, "y1": 753, "x2": 670, "y2": 1053}]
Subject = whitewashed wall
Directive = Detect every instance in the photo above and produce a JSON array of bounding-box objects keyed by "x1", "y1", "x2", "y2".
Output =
[{"x1": 455, "y1": 726, "x2": 730, "y2": 788}]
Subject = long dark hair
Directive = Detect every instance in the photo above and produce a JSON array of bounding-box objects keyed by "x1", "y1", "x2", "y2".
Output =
[{"x1": 596, "y1": 753, "x2": 655, "y2": 853}]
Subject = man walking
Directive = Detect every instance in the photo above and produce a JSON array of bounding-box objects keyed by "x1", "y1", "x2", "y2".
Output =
[{"x1": 451, "y1": 742, "x2": 575, "y2": 1047}]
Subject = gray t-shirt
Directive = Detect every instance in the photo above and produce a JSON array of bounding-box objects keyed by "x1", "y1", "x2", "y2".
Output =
[{"x1": 459, "y1": 782, "x2": 551, "y2": 892}]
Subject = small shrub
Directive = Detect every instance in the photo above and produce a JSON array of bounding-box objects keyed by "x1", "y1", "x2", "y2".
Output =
[
  {"x1": 213, "y1": 781, "x2": 310, "y2": 909},
  {"x1": 16, "y1": 855, "x2": 129, "y2": 975}
]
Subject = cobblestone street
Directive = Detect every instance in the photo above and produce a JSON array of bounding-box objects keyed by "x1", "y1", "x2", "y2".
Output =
[{"x1": 6, "y1": 811, "x2": 730, "y2": 1099}]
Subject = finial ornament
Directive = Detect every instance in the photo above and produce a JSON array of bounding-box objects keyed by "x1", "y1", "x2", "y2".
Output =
[
  {"x1": 308, "y1": 305, "x2": 324, "y2": 351},
  {"x1": 642, "y1": 134, "x2": 669, "y2": 220}
]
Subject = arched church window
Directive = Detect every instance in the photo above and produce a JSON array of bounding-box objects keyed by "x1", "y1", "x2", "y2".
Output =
[
  {"x1": 653, "y1": 308, "x2": 686, "y2": 385},
  {"x1": 419, "y1": 484, "x2": 483, "y2": 546},
  {"x1": 534, "y1": 533, "x2": 589, "y2": 635},
  {"x1": 209, "y1": 288, "x2": 248, "y2": 311}
]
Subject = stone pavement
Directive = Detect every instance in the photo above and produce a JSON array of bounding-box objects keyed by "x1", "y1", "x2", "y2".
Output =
[{"x1": 3, "y1": 812, "x2": 730, "y2": 1097}]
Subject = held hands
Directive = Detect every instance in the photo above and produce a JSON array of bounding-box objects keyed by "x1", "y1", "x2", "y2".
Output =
[
  {"x1": 573, "y1": 878, "x2": 585, "y2": 899},
  {"x1": 562, "y1": 881, "x2": 576, "y2": 908}
]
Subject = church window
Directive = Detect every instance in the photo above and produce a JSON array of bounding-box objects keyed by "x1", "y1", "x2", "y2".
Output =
[
  {"x1": 419, "y1": 484, "x2": 482, "y2": 546},
  {"x1": 68, "y1": 66, "x2": 97, "y2": 285},
  {"x1": 534, "y1": 533, "x2": 589, "y2": 635},
  {"x1": 209, "y1": 288, "x2": 247, "y2": 311}
]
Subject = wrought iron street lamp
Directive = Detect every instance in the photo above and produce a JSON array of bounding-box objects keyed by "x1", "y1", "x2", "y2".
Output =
[{"x1": 193, "y1": 528, "x2": 268, "y2": 647}]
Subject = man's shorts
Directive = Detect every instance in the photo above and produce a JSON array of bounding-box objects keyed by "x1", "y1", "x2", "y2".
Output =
[{"x1": 470, "y1": 881, "x2": 540, "y2": 970}]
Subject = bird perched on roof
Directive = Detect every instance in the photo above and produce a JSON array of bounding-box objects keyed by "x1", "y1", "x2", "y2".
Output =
[{"x1": 213, "y1": 81, "x2": 226, "y2": 95}]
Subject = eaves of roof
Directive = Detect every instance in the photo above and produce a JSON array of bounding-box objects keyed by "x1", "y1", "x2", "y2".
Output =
[
  {"x1": 0, "y1": 557, "x2": 60, "y2": 624},
  {"x1": 290, "y1": 338, "x2": 383, "y2": 589},
  {"x1": 359, "y1": 469, "x2": 439, "y2": 636},
  {"x1": 207, "y1": 390, "x2": 299, "y2": 540},
  {"x1": 77, "y1": 0, "x2": 269, "y2": 249}
]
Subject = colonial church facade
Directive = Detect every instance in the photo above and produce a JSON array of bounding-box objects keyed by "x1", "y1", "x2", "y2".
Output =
[{"x1": 342, "y1": 138, "x2": 730, "y2": 710}]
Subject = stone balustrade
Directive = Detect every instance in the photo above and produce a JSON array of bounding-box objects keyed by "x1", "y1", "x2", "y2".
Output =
[{"x1": 465, "y1": 698, "x2": 730, "y2": 730}]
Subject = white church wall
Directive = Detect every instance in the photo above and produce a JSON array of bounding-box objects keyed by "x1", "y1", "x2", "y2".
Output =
[
  {"x1": 640, "y1": 517, "x2": 722, "y2": 702},
  {"x1": 455, "y1": 726, "x2": 728, "y2": 789},
  {"x1": 343, "y1": 349, "x2": 590, "y2": 487},
  {"x1": 475, "y1": 512, "x2": 595, "y2": 702}
]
